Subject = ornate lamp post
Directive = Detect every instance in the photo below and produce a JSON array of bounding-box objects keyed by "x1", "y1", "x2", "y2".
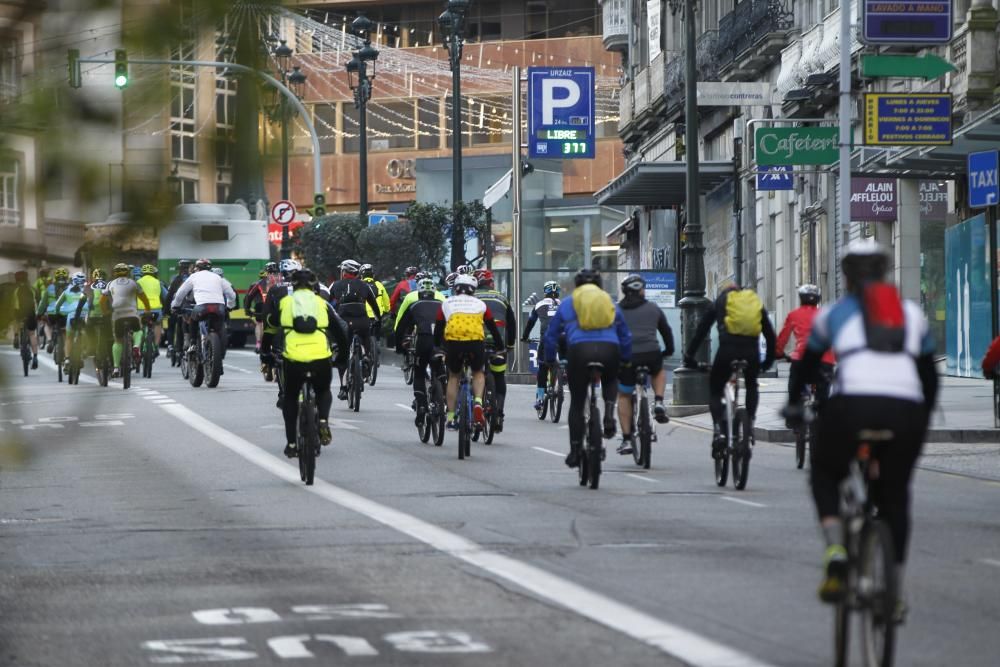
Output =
[
  {"x1": 345, "y1": 13, "x2": 378, "y2": 219},
  {"x1": 269, "y1": 39, "x2": 307, "y2": 259},
  {"x1": 438, "y1": 0, "x2": 471, "y2": 269}
]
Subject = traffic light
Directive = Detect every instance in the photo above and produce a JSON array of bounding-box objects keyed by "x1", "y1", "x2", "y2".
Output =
[
  {"x1": 114, "y1": 49, "x2": 128, "y2": 89},
  {"x1": 313, "y1": 193, "x2": 326, "y2": 218}
]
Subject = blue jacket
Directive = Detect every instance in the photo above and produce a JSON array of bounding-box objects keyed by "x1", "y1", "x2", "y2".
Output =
[{"x1": 544, "y1": 292, "x2": 632, "y2": 363}]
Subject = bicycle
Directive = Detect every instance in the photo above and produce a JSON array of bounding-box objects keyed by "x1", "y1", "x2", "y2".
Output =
[
  {"x1": 66, "y1": 323, "x2": 84, "y2": 385},
  {"x1": 138, "y1": 314, "x2": 157, "y2": 379},
  {"x1": 92, "y1": 320, "x2": 112, "y2": 387},
  {"x1": 626, "y1": 364, "x2": 657, "y2": 469},
  {"x1": 296, "y1": 371, "x2": 321, "y2": 486},
  {"x1": 401, "y1": 334, "x2": 416, "y2": 385},
  {"x1": 420, "y1": 352, "x2": 447, "y2": 447},
  {"x1": 454, "y1": 354, "x2": 475, "y2": 460},
  {"x1": 833, "y1": 430, "x2": 899, "y2": 667},
  {"x1": 186, "y1": 306, "x2": 224, "y2": 389},
  {"x1": 51, "y1": 322, "x2": 65, "y2": 383},
  {"x1": 534, "y1": 345, "x2": 567, "y2": 423},
  {"x1": 473, "y1": 349, "x2": 501, "y2": 446},
  {"x1": 578, "y1": 362, "x2": 605, "y2": 490},
  {"x1": 345, "y1": 334, "x2": 364, "y2": 412},
  {"x1": 706, "y1": 360, "x2": 753, "y2": 490},
  {"x1": 117, "y1": 319, "x2": 136, "y2": 390},
  {"x1": 366, "y1": 324, "x2": 380, "y2": 386},
  {"x1": 794, "y1": 366, "x2": 832, "y2": 469},
  {"x1": 18, "y1": 324, "x2": 31, "y2": 377}
]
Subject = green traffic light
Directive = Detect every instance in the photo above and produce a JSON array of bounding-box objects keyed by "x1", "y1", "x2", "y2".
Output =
[{"x1": 114, "y1": 74, "x2": 128, "y2": 88}]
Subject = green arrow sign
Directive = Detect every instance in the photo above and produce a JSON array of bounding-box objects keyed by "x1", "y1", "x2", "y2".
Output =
[{"x1": 861, "y1": 54, "x2": 956, "y2": 79}]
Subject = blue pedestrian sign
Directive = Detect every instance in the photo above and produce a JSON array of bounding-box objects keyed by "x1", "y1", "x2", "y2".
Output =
[
  {"x1": 756, "y1": 165, "x2": 794, "y2": 191},
  {"x1": 368, "y1": 213, "x2": 399, "y2": 226},
  {"x1": 968, "y1": 150, "x2": 999, "y2": 208},
  {"x1": 528, "y1": 67, "x2": 595, "y2": 159},
  {"x1": 862, "y1": 0, "x2": 952, "y2": 45}
]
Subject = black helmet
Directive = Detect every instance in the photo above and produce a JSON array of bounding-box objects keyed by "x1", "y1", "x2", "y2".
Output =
[
  {"x1": 264, "y1": 261, "x2": 278, "y2": 274},
  {"x1": 291, "y1": 268, "x2": 316, "y2": 288},
  {"x1": 360, "y1": 263, "x2": 374, "y2": 279},
  {"x1": 177, "y1": 259, "x2": 192, "y2": 269},
  {"x1": 621, "y1": 274, "x2": 645, "y2": 294},
  {"x1": 842, "y1": 240, "x2": 888, "y2": 289},
  {"x1": 574, "y1": 268, "x2": 602, "y2": 288}
]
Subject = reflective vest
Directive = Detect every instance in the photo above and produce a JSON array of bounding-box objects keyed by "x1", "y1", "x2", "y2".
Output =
[
  {"x1": 137, "y1": 275, "x2": 163, "y2": 309},
  {"x1": 278, "y1": 289, "x2": 332, "y2": 362}
]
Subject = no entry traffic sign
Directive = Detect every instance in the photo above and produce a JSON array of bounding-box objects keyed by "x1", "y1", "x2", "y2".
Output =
[{"x1": 271, "y1": 199, "x2": 296, "y2": 226}]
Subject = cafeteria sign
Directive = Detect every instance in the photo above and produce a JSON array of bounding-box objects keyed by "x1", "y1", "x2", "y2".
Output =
[{"x1": 754, "y1": 127, "x2": 839, "y2": 166}]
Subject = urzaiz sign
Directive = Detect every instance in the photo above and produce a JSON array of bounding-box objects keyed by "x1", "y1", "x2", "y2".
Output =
[{"x1": 754, "y1": 127, "x2": 839, "y2": 166}]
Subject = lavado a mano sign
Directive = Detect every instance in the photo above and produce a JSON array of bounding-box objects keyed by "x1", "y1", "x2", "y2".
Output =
[{"x1": 755, "y1": 127, "x2": 839, "y2": 166}]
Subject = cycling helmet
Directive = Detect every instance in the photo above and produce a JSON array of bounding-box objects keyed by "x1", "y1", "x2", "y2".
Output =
[
  {"x1": 360, "y1": 263, "x2": 374, "y2": 279},
  {"x1": 474, "y1": 268, "x2": 494, "y2": 288},
  {"x1": 291, "y1": 267, "x2": 315, "y2": 287},
  {"x1": 258, "y1": 269, "x2": 267, "y2": 279},
  {"x1": 70, "y1": 272, "x2": 86, "y2": 288},
  {"x1": 141, "y1": 263, "x2": 157, "y2": 276},
  {"x1": 621, "y1": 273, "x2": 645, "y2": 294},
  {"x1": 453, "y1": 274, "x2": 478, "y2": 295},
  {"x1": 211, "y1": 267, "x2": 225, "y2": 277},
  {"x1": 264, "y1": 261, "x2": 278, "y2": 274},
  {"x1": 414, "y1": 271, "x2": 428, "y2": 281},
  {"x1": 797, "y1": 283, "x2": 821, "y2": 305},
  {"x1": 404, "y1": 266, "x2": 418, "y2": 277},
  {"x1": 417, "y1": 277, "x2": 435, "y2": 292},
  {"x1": 112, "y1": 263, "x2": 130, "y2": 278},
  {"x1": 91, "y1": 268, "x2": 108, "y2": 281},
  {"x1": 445, "y1": 272, "x2": 458, "y2": 288},
  {"x1": 842, "y1": 239, "x2": 888, "y2": 287},
  {"x1": 177, "y1": 259, "x2": 192, "y2": 269},
  {"x1": 279, "y1": 258, "x2": 301, "y2": 276},
  {"x1": 91, "y1": 279, "x2": 107, "y2": 291},
  {"x1": 543, "y1": 280, "x2": 560, "y2": 297},
  {"x1": 194, "y1": 258, "x2": 212, "y2": 271},
  {"x1": 574, "y1": 268, "x2": 601, "y2": 288},
  {"x1": 456, "y1": 264, "x2": 473, "y2": 276},
  {"x1": 53, "y1": 267, "x2": 70, "y2": 282},
  {"x1": 340, "y1": 259, "x2": 361, "y2": 276}
]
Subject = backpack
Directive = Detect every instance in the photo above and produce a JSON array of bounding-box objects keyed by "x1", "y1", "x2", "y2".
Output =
[
  {"x1": 340, "y1": 280, "x2": 363, "y2": 304},
  {"x1": 860, "y1": 282, "x2": 905, "y2": 353},
  {"x1": 723, "y1": 289, "x2": 763, "y2": 337},
  {"x1": 291, "y1": 290, "x2": 318, "y2": 334},
  {"x1": 574, "y1": 284, "x2": 615, "y2": 330}
]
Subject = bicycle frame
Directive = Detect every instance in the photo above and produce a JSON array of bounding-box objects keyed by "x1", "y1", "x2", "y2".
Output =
[{"x1": 723, "y1": 367, "x2": 743, "y2": 448}]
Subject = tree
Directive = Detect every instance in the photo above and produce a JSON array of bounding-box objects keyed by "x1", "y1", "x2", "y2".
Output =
[
  {"x1": 292, "y1": 213, "x2": 365, "y2": 283},
  {"x1": 404, "y1": 200, "x2": 488, "y2": 273}
]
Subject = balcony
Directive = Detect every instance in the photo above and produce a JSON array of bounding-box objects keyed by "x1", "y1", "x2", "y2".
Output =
[
  {"x1": 601, "y1": 0, "x2": 628, "y2": 53},
  {"x1": 717, "y1": 0, "x2": 793, "y2": 81},
  {"x1": 619, "y1": 79, "x2": 633, "y2": 132}
]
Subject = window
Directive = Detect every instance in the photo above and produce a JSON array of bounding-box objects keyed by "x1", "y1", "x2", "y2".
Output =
[
  {"x1": 178, "y1": 179, "x2": 198, "y2": 204},
  {"x1": 0, "y1": 155, "x2": 20, "y2": 226},
  {"x1": 417, "y1": 98, "x2": 440, "y2": 150},
  {"x1": 0, "y1": 36, "x2": 19, "y2": 103},
  {"x1": 367, "y1": 100, "x2": 416, "y2": 150},
  {"x1": 466, "y1": 1, "x2": 503, "y2": 42},
  {"x1": 171, "y1": 10, "x2": 197, "y2": 163},
  {"x1": 216, "y1": 183, "x2": 230, "y2": 204},
  {"x1": 315, "y1": 104, "x2": 337, "y2": 154},
  {"x1": 469, "y1": 97, "x2": 510, "y2": 146},
  {"x1": 342, "y1": 102, "x2": 360, "y2": 154}
]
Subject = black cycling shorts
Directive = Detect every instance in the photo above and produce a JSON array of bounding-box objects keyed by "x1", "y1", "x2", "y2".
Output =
[
  {"x1": 113, "y1": 316, "x2": 140, "y2": 339},
  {"x1": 619, "y1": 351, "x2": 663, "y2": 391},
  {"x1": 445, "y1": 340, "x2": 486, "y2": 374},
  {"x1": 20, "y1": 311, "x2": 37, "y2": 332}
]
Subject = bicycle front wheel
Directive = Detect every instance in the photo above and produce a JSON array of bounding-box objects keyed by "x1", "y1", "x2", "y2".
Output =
[{"x1": 859, "y1": 520, "x2": 898, "y2": 667}]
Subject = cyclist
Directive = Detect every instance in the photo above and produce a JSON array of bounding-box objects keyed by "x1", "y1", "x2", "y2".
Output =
[
  {"x1": 54, "y1": 272, "x2": 89, "y2": 372},
  {"x1": 434, "y1": 274, "x2": 504, "y2": 430},
  {"x1": 268, "y1": 267, "x2": 348, "y2": 458},
  {"x1": 32, "y1": 268, "x2": 51, "y2": 305},
  {"x1": 164, "y1": 259, "x2": 192, "y2": 358},
  {"x1": 329, "y1": 259, "x2": 381, "y2": 400},
  {"x1": 360, "y1": 263, "x2": 391, "y2": 343},
  {"x1": 136, "y1": 264, "x2": 166, "y2": 350},
  {"x1": 683, "y1": 283, "x2": 775, "y2": 459},
  {"x1": 389, "y1": 266, "x2": 418, "y2": 316},
  {"x1": 521, "y1": 280, "x2": 562, "y2": 411},
  {"x1": 245, "y1": 261, "x2": 278, "y2": 352},
  {"x1": 473, "y1": 269, "x2": 515, "y2": 432},
  {"x1": 36, "y1": 268, "x2": 70, "y2": 352},
  {"x1": 78, "y1": 276, "x2": 111, "y2": 372},
  {"x1": 616, "y1": 274, "x2": 674, "y2": 456},
  {"x1": 784, "y1": 240, "x2": 937, "y2": 618},
  {"x1": 395, "y1": 276, "x2": 445, "y2": 425},
  {"x1": 11, "y1": 271, "x2": 38, "y2": 368},
  {"x1": 259, "y1": 259, "x2": 302, "y2": 407},
  {"x1": 101, "y1": 263, "x2": 151, "y2": 377},
  {"x1": 776, "y1": 284, "x2": 836, "y2": 418},
  {"x1": 544, "y1": 269, "x2": 632, "y2": 469},
  {"x1": 441, "y1": 272, "x2": 458, "y2": 298},
  {"x1": 169, "y1": 259, "x2": 236, "y2": 363}
]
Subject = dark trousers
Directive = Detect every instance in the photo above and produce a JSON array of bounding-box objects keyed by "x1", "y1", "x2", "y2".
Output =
[
  {"x1": 282, "y1": 359, "x2": 333, "y2": 444},
  {"x1": 709, "y1": 343, "x2": 760, "y2": 426},
  {"x1": 411, "y1": 334, "x2": 438, "y2": 409},
  {"x1": 566, "y1": 342, "x2": 619, "y2": 448},
  {"x1": 811, "y1": 395, "x2": 927, "y2": 563},
  {"x1": 788, "y1": 360, "x2": 834, "y2": 412}
]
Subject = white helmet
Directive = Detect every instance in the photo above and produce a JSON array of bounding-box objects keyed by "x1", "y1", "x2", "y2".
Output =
[
  {"x1": 279, "y1": 258, "x2": 302, "y2": 276},
  {"x1": 340, "y1": 259, "x2": 361, "y2": 275},
  {"x1": 453, "y1": 274, "x2": 478, "y2": 295}
]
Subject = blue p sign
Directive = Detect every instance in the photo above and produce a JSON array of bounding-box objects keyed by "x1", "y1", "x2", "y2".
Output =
[{"x1": 528, "y1": 67, "x2": 595, "y2": 159}]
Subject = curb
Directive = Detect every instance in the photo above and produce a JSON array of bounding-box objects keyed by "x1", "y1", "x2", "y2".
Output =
[{"x1": 753, "y1": 426, "x2": 1000, "y2": 444}]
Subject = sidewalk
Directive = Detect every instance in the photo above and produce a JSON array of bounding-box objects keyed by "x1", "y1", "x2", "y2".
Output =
[{"x1": 671, "y1": 361, "x2": 1000, "y2": 444}]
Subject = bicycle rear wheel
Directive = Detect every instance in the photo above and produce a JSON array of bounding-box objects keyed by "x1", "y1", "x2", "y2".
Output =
[
  {"x1": 796, "y1": 429, "x2": 807, "y2": 469},
  {"x1": 714, "y1": 418, "x2": 729, "y2": 487},
  {"x1": 20, "y1": 331, "x2": 30, "y2": 377},
  {"x1": 430, "y1": 378, "x2": 446, "y2": 447},
  {"x1": 368, "y1": 343, "x2": 379, "y2": 386},
  {"x1": 732, "y1": 408, "x2": 752, "y2": 490},
  {"x1": 834, "y1": 593, "x2": 850, "y2": 667},
  {"x1": 457, "y1": 384, "x2": 470, "y2": 460},
  {"x1": 859, "y1": 520, "x2": 898, "y2": 667},
  {"x1": 205, "y1": 332, "x2": 223, "y2": 388},
  {"x1": 636, "y1": 394, "x2": 652, "y2": 468},
  {"x1": 350, "y1": 351, "x2": 362, "y2": 412},
  {"x1": 587, "y1": 402, "x2": 602, "y2": 489},
  {"x1": 54, "y1": 332, "x2": 64, "y2": 383},
  {"x1": 483, "y1": 373, "x2": 497, "y2": 445},
  {"x1": 298, "y1": 390, "x2": 318, "y2": 486},
  {"x1": 550, "y1": 374, "x2": 564, "y2": 423}
]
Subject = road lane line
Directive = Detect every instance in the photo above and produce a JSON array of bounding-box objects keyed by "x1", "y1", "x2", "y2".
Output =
[
  {"x1": 158, "y1": 401, "x2": 775, "y2": 667},
  {"x1": 223, "y1": 363, "x2": 253, "y2": 375},
  {"x1": 980, "y1": 558, "x2": 1000, "y2": 568},
  {"x1": 626, "y1": 473, "x2": 659, "y2": 484},
  {"x1": 720, "y1": 496, "x2": 766, "y2": 508},
  {"x1": 532, "y1": 446, "x2": 564, "y2": 458},
  {"x1": 394, "y1": 403, "x2": 413, "y2": 411}
]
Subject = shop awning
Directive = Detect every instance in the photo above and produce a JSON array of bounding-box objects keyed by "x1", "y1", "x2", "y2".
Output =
[
  {"x1": 594, "y1": 160, "x2": 736, "y2": 206},
  {"x1": 875, "y1": 103, "x2": 1000, "y2": 176}
]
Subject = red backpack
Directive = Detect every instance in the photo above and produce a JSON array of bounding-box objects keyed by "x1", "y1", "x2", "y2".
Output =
[{"x1": 860, "y1": 282, "x2": 905, "y2": 353}]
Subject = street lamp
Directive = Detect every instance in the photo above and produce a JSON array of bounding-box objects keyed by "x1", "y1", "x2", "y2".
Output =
[
  {"x1": 667, "y1": 0, "x2": 710, "y2": 405},
  {"x1": 439, "y1": 0, "x2": 471, "y2": 270},
  {"x1": 345, "y1": 12, "x2": 378, "y2": 219},
  {"x1": 269, "y1": 38, "x2": 307, "y2": 259}
]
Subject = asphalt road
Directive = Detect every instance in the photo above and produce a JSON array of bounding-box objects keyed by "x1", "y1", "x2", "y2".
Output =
[{"x1": 1, "y1": 347, "x2": 999, "y2": 666}]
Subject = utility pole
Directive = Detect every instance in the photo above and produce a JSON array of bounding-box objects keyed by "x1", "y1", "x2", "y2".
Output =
[{"x1": 439, "y1": 0, "x2": 471, "y2": 269}]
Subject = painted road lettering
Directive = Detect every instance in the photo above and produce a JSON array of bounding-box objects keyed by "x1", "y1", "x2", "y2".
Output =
[
  {"x1": 142, "y1": 638, "x2": 256, "y2": 663},
  {"x1": 267, "y1": 635, "x2": 378, "y2": 658},
  {"x1": 192, "y1": 604, "x2": 400, "y2": 624},
  {"x1": 1, "y1": 414, "x2": 134, "y2": 431}
]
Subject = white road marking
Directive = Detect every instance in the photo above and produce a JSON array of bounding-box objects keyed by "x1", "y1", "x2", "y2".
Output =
[
  {"x1": 532, "y1": 446, "x2": 564, "y2": 458},
  {"x1": 979, "y1": 558, "x2": 1000, "y2": 568},
  {"x1": 224, "y1": 363, "x2": 253, "y2": 375},
  {"x1": 157, "y1": 400, "x2": 775, "y2": 667},
  {"x1": 394, "y1": 403, "x2": 413, "y2": 411},
  {"x1": 720, "y1": 496, "x2": 767, "y2": 508},
  {"x1": 626, "y1": 473, "x2": 659, "y2": 484},
  {"x1": 143, "y1": 394, "x2": 165, "y2": 400},
  {"x1": 226, "y1": 349, "x2": 259, "y2": 357}
]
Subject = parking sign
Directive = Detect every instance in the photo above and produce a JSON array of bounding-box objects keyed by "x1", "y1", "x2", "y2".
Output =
[
  {"x1": 528, "y1": 67, "x2": 595, "y2": 159},
  {"x1": 968, "y1": 150, "x2": 999, "y2": 209}
]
